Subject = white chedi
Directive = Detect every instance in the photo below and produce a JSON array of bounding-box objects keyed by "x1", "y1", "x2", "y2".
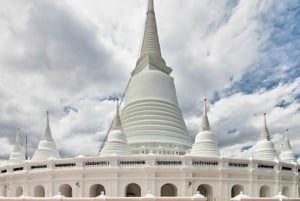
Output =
[
  {"x1": 31, "y1": 111, "x2": 61, "y2": 161},
  {"x1": 100, "y1": 102, "x2": 131, "y2": 156},
  {"x1": 252, "y1": 113, "x2": 277, "y2": 161},
  {"x1": 121, "y1": 0, "x2": 192, "y2": 154},
  {"x1": 8, "y1": 128, "x2": 25, "y2": 164},
  {"x1": 190, "y1": 98, "x2": 220, "y2": 157},
  {"x1": 279, "y1": 129, "x2": 296, "y2": 162}
]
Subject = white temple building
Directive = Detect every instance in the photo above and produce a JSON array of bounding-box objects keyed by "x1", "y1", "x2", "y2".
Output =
[{"x1": 0, "y1": 0, "x2": 299, "y2": 200}]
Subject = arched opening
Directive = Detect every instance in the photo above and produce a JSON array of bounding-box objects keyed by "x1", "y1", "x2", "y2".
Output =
[
  {"x1": 282, "y1": 186, "x2": 289, "y2": 197},
  {"x1": 89, "y1": 184, "x2": 105, "y2": 197},
  {"x1": 259, "y1": 185, "x2": 270, "y2": 197},
  {"x1": 125, "y1": 183, "x2": 141, "y2": 197},
  {"x1": 34, "y1": 185, "x2": 45, "y2": 197},
  {"x1": 59, "y1": 184, "x2": 72, "y2": 197},
  {"x1": 197, "y1": 184, "x2": 213, "y2": 201},
  {"x1": 16, "y1": 186, "x2": 23, "y2": 197},
  {"x1": 2, "y1": 186, "x2": 7, "y2": 197},
  {"x1": 231, "y1": 184, "x2": 244, "y2": 197},
  {"x1": 161, "y1": 183, "x2": 177, "y2": 196}
]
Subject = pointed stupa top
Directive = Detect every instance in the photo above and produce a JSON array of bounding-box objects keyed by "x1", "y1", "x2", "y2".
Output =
[
  {"x1": 282, "y1": 129, "x2": 292, "y2": 151},
  {"x1": 111, "y1": 100, "x2": 122, "y2": 130},
  {"x1": 13, "y1": 128, "x2": 22, "y2": 152},
  {"x1": 132, "y1": 0, "x2": 172, "y2": 76},
  {"x1": 140, "y1": 0, "x2": 161, "y2": 57},
  {"x1": 42, "y1": 111, "x2": 54, "y2": 141},
  {"x1": 9, "y1": 128, "x2": 25, "y2": 164},
  {"x1": 100, "y1": 102, "x2": 131, "y2": 156},
  {"x1": 190, "y1": 98, "x2": 220, "y2": 157},
  {"x1": 279, "y1": 129, "x2": 296, "y2": 162},
  {"x1": 201, "y1": 98, "x2": 211, "y2": 131},
  {"x1": 252, "y1": 113, "x2": 277, "y2": 161},
  {"x1": 260, "y1": 112, "x2": 271, "y2": 140},
  {"x1": 31, "y1": 111, "x2": 61, "y2": 161}
]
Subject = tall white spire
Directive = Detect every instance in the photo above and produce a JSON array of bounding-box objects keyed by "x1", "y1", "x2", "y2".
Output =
[
  {"x1": 252, "y1": 113, "x2": 277, "y2": 161},
  {"x1": 100, "y1": 101, "x2": 131, "y2": 156},
  {"x1": 132, "y1": 0, "x2": 172, "y2": 76},
  {"x1": 190, "y1": 99, "x2": 220, "y2": 157},
  {"x1": 32, "y1": 111, "x2": 61, "y2": 161},
  {"x1": 8, "y1": 128, "x2": 25, "y2": 164},
  {"x1": 121, "y1": 0, "x2": 192, "y2": 155},
  {"x1": 279, "y1": 129, "x2": 296, "y2": 162}
]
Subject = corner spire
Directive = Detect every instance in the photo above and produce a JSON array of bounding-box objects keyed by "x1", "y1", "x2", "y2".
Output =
[
  {"x1": 201, "y1": 98, "x2": 211, "y2": 131},
  {"x1": 9, "y1": 128, "x2": 25, "y2": 163},
  {"x1": 32, "y1": 111, "x2": 61, "y2": 161},
  {"x1": 112, "y1": 99, "x2": 122, "y2": 130},
  {"x1": 132, "y1": 0, "x2": 172, "y2": 76},
  {"x1": 260, "y1": 112, "x2": 271, "y2": 140},
  {"x1": 279, "y1": 128, "x2": 296, "y2": 162}
]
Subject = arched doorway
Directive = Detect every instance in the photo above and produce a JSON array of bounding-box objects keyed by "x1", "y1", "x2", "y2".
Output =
[
  {"x1": 125, "y1": 183, "x2": 141, "y2": 197},
  {"x1": 282, "y1": 186, "x2": 289, "y2": 197},
  {"x1": 231, "y1": 184, "x2": 244, "y2": 197},
  {"x1": 197, "y1": 184, "x2": 213, "y2": 201},
  {"x1": 161, "y1": 183, "x2": 177, "y2": 196},
  {"x1": 34, "y1": 185, "x2": 45, "y2": 197},
  {"x1": 2, "y1": 186, "x2": 7, "y2": 197},
  {"x1": 59, "y1": 184, "x2": 72, "y2": 197},
  {"x1": 89, "y1": 184, "x2": 105, "y2": 197},
  {"x1": 259, "y1": 185, "x2": 270, "y2": 197},
  {"x1": 16, "y1": 186, "x2": 23, "y2": 197}
]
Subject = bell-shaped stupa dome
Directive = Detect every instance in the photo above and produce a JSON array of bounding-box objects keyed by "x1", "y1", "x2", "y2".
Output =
[
  {"x1": 100, "y1": 102, "x2": 131, "y2": 156},
  {"x1": 32, "y1": 111, "x2": 61, "y2": 161},
  {"x1": 190, "y1": 98, "x2": 220, "y2": 157},
  {"x1": 252, "y1": 113, "x2": 277, "y2": 161}
]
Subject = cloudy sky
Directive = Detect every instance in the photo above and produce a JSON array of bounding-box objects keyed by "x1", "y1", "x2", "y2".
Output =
[{"x1": 0, "y1": 0, "x2": 299, "y2": 160}]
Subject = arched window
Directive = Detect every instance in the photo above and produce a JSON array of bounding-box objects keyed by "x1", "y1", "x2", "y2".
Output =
[
  {"x1": 282, "y1": 186, "x2": 289, "y2": 197},
  {"x1": 231, "y1": 184, "x2": 244, "y2": 197},
  {"x1": 125, "y1": 183, "x2": 141, "y2": 197},
  {"x1": 34, "y1": 185, "x2": 45, "y2": 197},
  {"x1": 197, "y1": 184, "x2": 213, "y2": 201},
  {"x1": 161, "y1": 183, "x2": 177, "y2": 196},
  {"x1": 16, "y1": 186, "x2": 23, "y2": 197},
  {"x1": 59, "y1": 184, "x2": 72, "y2": 197},
  {"x1": 89, "y1": 184, "x2": 105, "y2": 197},
  {"x1": 259, "y1": 185, "x2": 270, "y2": 197}
]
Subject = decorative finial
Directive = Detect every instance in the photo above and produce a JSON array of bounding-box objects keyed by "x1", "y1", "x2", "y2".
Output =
[
  {"x1": 42, "y1": 110, "x2": 53, "y2": 141},
  {"x1": 201, "y1": 98, "x2": 210, "y2": 131},
  {"x1": 204, "y1": 98, "x2": 207, "y2": 115},
  {"x1": 46, "y1": 110, "x2": 50, "y2": 126},
  {"x1": 260, "y1": 112, "x2": 270, "y2": 140},
  {"x1": 148, "y1": 0, "x2": 154, "y2": 12},
  {"x1": 112, "y1": 99, "x2": 122, "y2": 129},
  {"x1": 13, "y1": 127, "x2": 22, "y2": 152}
]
